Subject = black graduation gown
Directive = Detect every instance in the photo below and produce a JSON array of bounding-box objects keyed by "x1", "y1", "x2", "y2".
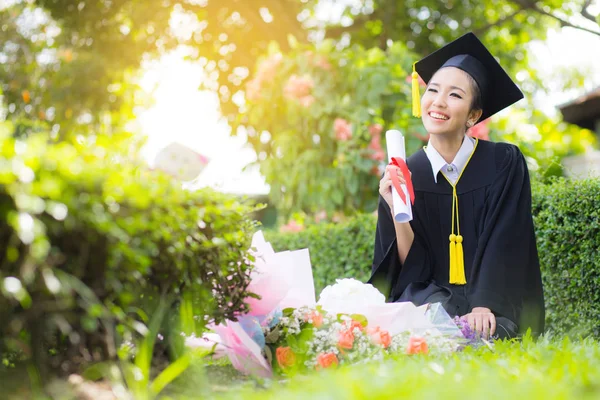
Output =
[{"x1": 368, "y1": 140, "x2": 545, "y2": 336}]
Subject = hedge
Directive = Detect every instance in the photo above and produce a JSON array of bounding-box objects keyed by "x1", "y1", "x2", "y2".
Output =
[
  {"x1": 0, "y1": 128, "x2": 258, "y2": 376},
  {"x1": 266, "y1": 178, "x2": 600, "y2": 337},
  {"x1": 532, "y1": 179, "x2": 600, "y2": 337}
]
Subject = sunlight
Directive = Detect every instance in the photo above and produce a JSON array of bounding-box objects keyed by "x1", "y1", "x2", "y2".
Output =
[
  {"x1": 136, "y1": 47, "x2": 268, "y2": 195},
  {"x1": 134, "y1": 3, "x2": 600, "y2": 197}
]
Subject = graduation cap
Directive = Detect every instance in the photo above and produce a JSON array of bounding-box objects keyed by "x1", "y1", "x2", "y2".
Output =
[{"x1": 411, "y1": 32, "x2": 524, "y2": 123}]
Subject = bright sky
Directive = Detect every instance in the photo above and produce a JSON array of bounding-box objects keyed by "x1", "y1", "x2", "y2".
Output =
[
  {"x1": 138, "y1": 21, "x2": 600, "y2": 195},
  {"x1": 137, "y1": 48, "x2": 263, "y2": 194}
]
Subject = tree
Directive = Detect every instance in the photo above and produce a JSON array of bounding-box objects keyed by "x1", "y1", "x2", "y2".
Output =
[
  {"x1": 1, "y1": 0, "x2": 309, "y2": 136},
  {"x1": 236, "y1": 1, "x2": 599, "y2": 219},
  {"x1": 315, "y1": 0, "x2": 600, "y2": 53},
  {"x1": 5, "y1": 0, "x2": 598, "y2": 135}
]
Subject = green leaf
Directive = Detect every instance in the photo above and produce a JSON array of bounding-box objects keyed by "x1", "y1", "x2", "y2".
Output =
[
  {"x1": 149, "y1": 353, "x2": 192, "y2": 396},
  {"x1": 349, "y1": 314, "x2": 368, "y2": 327}
]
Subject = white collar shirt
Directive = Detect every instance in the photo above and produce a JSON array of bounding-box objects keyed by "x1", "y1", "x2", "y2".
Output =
[{"x1": 424, "y1": 136, "x2": 475, "y2": 185}]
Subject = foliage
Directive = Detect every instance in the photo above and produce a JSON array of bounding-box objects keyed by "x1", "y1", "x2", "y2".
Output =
[
  {"x1": 214, "y1": 337, "x2": 600, "y2": 400},
  {"x1": 266, "y1": 178, "x2": 600, "y2": 336},
  {"x1": 239, "y1": 32, "x2": 596, "y2": 218},
  {"x1": 494, "y1": 108, "x2": 596, "y2": 180},
  {"x1": 82, "y1": 294, "x2": 211, "y2": 400},
  {"x1": 0, "y1": 1, "x2": 147, "y2": 137},
  {"x1": 1, "y1": 0, "x2": 308, "y2": 135},
  {"x1": 0, "y1": 124, "x2": 259, "y2": 376},
  {"x1": 6, "y1": 0, "x2": 597, "y2": 137},
  {"x1": 532, "y1": 178, "x2": 600, "y2": 337},
  {"x1": 238, "y1": 39, "x2": 430, "y2": 217},
  {"x1": 311, "y1": 0, "x2": 600, "y2": 57}
]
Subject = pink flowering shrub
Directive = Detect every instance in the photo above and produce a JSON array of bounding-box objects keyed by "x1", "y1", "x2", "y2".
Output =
[
  {"x1": 284, "y1": 74, "x2": 315, "y2": 108},
  {"x1": 468, "y1": 118, "x2": 491, "y2": 141},
  {"x1": 236, "y1": 41, "x2": 443, "y2": 217}
]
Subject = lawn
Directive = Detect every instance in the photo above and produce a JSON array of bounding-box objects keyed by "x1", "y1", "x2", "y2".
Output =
[{"x1": 199, "y1": 336, "x2": 600, "y2": 400}]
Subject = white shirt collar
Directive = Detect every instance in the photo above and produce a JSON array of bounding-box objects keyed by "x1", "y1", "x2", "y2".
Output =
[{"x1": 424, "y1": 136, "x2": 475, "y2": 183}]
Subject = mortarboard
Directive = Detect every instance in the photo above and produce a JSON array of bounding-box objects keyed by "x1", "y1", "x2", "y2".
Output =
[{"x1": 411, "y1": 32, "x2": 524, "y2": 123}]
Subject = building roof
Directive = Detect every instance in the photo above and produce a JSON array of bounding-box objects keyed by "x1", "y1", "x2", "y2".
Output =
[{"x1": 558, "y1": 86, "x2": 600, "y2": 131}]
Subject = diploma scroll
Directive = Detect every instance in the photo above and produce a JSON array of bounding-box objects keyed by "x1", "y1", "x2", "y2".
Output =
[{"x1": 386, "y1": 130, "x2": 413, "y2": 223}]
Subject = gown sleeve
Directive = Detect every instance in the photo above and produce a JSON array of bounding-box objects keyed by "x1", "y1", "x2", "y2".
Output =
[
  {"x1": 368, "y1": 194, "x2": 432, "y2": 301},
  {"x1": 468, "y1": 143, "x2": 545, "y2": 334}
]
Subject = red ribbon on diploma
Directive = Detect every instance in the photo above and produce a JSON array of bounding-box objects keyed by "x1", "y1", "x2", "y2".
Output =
[{"x1": 389, "y1": 157, "x2": 415, "y2": 206}]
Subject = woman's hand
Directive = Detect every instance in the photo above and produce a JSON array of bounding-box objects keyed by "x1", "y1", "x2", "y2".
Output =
[
  {"x1": 379, "y1": 165, "x2": 406, "y2": 211},
  {"x1": 463, "y1": 307, "x2": 496, "y2": 339}
]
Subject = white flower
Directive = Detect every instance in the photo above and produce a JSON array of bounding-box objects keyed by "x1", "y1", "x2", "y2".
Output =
[{"x1": 317, "y1": 278, "x2": 385, "y2": 314}]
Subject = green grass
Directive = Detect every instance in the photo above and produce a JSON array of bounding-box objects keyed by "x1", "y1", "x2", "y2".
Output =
[
  {"x1": 204, "y1": 336, "x2": 600, "y2": 400},
  {"x1": 3, "y1": 336, "x2": 600, "y2": 399}
]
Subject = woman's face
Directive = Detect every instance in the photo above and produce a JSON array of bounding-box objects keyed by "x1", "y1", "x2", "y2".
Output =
[{"x1": 421, "y1": 67, "x2": 480, "y2": 137}]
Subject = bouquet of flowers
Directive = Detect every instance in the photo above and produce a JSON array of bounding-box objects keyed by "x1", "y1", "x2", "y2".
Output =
[{"x1": 186, "y1": 232, "x2": 483, "y2": 377}]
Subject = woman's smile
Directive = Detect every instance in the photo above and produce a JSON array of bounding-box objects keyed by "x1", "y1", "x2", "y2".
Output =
[{"x1": 428, "y1": 111, "x2": 450, "y2": 121}]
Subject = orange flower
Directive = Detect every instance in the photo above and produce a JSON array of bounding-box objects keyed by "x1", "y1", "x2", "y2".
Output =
[
  {"x1": 305, "y1": 310, "x2": 324, "y2": 328},
  {"x1": 21, "y1": 90, "x2": 31, "y2": 103},
  {"x1": 406, "y1": 336, "x2": 429, "y2": 355},
  {"x1": 276, "y1": 346, "x2": 296, "y2": 368},
  {"x1": 337, "y1": 329, "x2": 354, "y2": 350},
  {"x1": 349, "y1": 320, "x2": 365, "y2": 333},
  {"x1": 367, "y1": 326, "x2": 391, "y2": 348},
  {"x1": 316, "y1": 352, "x2": 338, "y2": 369}
]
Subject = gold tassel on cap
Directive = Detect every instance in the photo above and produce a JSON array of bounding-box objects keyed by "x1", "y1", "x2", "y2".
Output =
[{"x1": 412, "y1": 63, "x2": 421, "y2": 118}]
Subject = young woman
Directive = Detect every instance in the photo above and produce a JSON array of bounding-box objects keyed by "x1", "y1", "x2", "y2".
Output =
[{"x1": 369, "y1": 33, "x2": 545, "y2": 340}]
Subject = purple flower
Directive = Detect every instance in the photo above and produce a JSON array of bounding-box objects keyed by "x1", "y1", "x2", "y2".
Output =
[{"x1": 454, "y1": 316, "x2": 478, "y2": 341}]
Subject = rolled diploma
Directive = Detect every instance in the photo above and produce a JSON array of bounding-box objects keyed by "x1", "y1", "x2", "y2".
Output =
[{"x1": 385, "y1": 130, "x2": 413, "y2": 223}]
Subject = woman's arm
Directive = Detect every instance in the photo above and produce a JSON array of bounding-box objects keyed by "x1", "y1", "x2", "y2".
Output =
[
  {"x1": 379, "y1": 165, "x2": 415, "y2": 264},
  {"x1": 392, "y1": 219, "x2": 414, "y2": 265}
]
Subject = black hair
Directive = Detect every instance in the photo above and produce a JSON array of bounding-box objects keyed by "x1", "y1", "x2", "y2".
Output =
[{"x1": 465, "y1": 73, "x2": 483, "y2": 115}]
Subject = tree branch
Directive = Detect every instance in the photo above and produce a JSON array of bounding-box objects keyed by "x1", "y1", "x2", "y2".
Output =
[
  {"x1": 534, "y1": 5, "x2": 600, "y2": 36},
  {"x1": 510, "y1": 0, "x2": 600, "y2": 37},
  {"x1": 472, "y1": 9, "x2": 523, "y2": 35},
  {"x1": 581, "y1": 0, "x2": 597, "y2": 23}
]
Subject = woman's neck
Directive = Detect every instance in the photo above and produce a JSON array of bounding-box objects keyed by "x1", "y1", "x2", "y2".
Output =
[{"x1": 429, "y1": 133, "x2": 466, "y2": 164}]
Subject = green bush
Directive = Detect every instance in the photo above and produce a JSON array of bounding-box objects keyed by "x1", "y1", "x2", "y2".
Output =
[
  {"x1": 0, "y1": 126, "x2": 258, "y2": 374},
  {"x1": 532, "y1": 178, "x2": 600, "y2": 337},
  {"x1": 266, "y1": 179, "x2": 600, "y2": 336}
]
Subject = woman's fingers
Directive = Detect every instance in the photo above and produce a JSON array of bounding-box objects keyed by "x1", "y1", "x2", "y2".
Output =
[
  {"x1": 474, "y1": 314, "x2": 483, "y2": 335},
  {"x1": 489, "y1": 314, "x2": 496, "y2": 337},
  {"x1": 384, "y1": 166, "x2": 405, "y2": 184},
  {"x1": 379, "y1": 177, "x2": 393, "y2": 196},
  {"x1": 467, "y1": 314, "x2": 476, "y2": 331},
  {"x1": 464, "y1": 312, "x2": 496, "y2": 339},
  {"x1": 482, "y1": 315, "x2": 490, "y2": 339}
]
